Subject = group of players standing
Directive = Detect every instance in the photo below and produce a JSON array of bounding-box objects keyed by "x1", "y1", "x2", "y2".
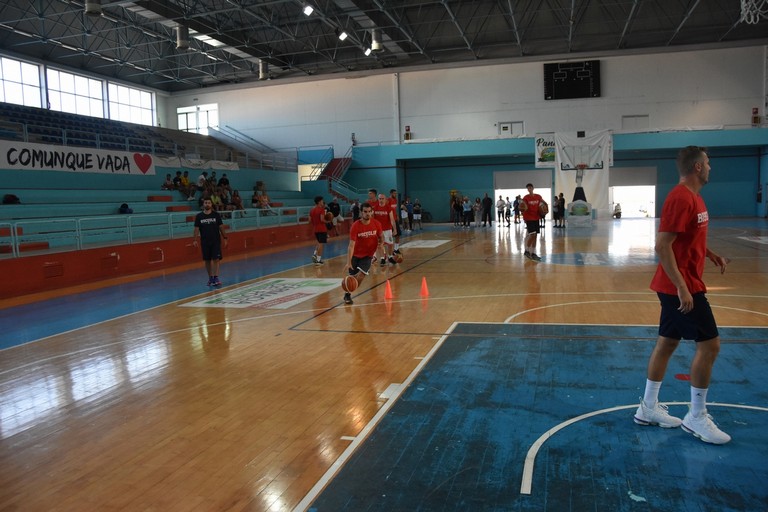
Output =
[{"x1": 310, "y1": 188, "x2": 405, "y2": 305}]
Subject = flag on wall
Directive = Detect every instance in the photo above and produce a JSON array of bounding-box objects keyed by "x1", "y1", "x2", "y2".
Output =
[{"x1": 534, "y1": 133, "x2": 556, "y2": 168}]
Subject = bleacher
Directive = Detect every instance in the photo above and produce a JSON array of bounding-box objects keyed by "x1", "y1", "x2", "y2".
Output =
[
  {"x1": 0, "y1": 102, "x2": 339, "y2": 258},
  {"x1": 0, "y1": 187, "x2": 320, "y2": 255}
]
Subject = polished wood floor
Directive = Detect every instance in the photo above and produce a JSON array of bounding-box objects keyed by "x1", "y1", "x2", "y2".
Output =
[{"x1": 1, "y1": 218, "x2": 766, "y2": 511}]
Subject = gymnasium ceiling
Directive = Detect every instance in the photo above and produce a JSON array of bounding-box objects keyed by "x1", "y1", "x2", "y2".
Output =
[{"x1": 1, "y1": 0, "x2": 767, "y2": 93}]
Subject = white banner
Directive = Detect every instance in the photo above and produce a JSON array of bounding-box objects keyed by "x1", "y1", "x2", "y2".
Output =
[
  {"x1": 0, "y1": 140, "x2": 156, "y2": 175},
  {"x1": 553, "y1": 130, "x2": 614, "y2": 171},
  {"x1": 534, "y1": 133, "x2": 556, "y2": 168},
  {"x1": 154, "y1": 155, "x2": 240, "y2": 171}
]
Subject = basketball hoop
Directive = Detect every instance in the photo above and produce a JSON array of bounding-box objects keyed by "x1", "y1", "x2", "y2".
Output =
[
  {"x1": 741, "y1": 0, "x2": 768, "y2": 24},
  {"x1": 575, "y1": 164, "x2": 587, "y2": 187}
]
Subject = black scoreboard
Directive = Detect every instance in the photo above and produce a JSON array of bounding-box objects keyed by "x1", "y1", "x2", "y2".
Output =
[{"x1": 544, "y1": 60, "x2": 601, "y2": 100}]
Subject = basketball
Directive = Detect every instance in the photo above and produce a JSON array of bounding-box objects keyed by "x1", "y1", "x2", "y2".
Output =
[
  {"x1": 341, "y1": 275, "x2": 358, "y2": 293},
  {"x1": 539, "y1": 202, "x2": 549, "y2": 215},
  {"x1": 324, "y1": 212, "x2": 334, "y2": 222},
  {"x1": 519, "y1": 201, "x2": 528, "y2": 212},
  {"x1": 394, "y1": 252, "x2": 404, "y2": 263}
]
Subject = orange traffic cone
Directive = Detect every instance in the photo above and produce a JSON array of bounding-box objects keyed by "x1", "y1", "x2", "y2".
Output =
[
  {"x1": 420, "y1": 277, "x2": 429, "y2": 297},
  {"x1": 385, "y1": 280, "x2": 394, "y2": 300}
]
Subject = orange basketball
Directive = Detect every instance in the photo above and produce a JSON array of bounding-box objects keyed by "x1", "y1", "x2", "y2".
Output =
[
  {"x1": 539, "y1": 202, "x2": 549, "y2": 215},
  {"x1": 394, "y1": 252, "x2": 404, "y2": 263},
  {"x1": 341, "y1": 275, "x2": 359, "y2": 293},
  {"x1": 324, "y1": 212, "x2": 334, "y2": 222}
]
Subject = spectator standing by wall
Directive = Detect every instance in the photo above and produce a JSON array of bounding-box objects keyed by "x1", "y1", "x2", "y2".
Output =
[{"x1": 481, "y1": 193, "x2": 493, "y2": 227}]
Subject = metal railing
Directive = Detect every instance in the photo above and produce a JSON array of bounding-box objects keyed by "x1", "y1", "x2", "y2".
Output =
[{"x1": 0, "y1": 207, "x2": 317, "y2": 258}]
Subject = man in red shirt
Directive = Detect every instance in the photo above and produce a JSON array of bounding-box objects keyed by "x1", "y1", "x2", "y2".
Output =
[
  {"x1": 633, "y1": 146, "x2": 731, "y2": 445},
  {"x1": 372, "y1": 192, "x2": 397, "y2": 266},
  {"x1": 343, "y1": 202, "x2": 384, "y2": 305},
  {"x1": 309, "y1": 195, "x2": 328, "y2": 265},
  {"x1": 520, "y1": 183, "x2": 547, "y2": 261}
]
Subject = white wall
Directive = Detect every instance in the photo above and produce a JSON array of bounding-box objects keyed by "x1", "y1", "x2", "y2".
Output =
[{"x1": 164, "y1": 46, "x2": 765, "y2": 153}]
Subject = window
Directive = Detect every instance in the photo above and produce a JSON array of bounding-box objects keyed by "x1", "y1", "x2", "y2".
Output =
[
  {"x1": 0, "y1": 57, "x2": 42, "y2": 107},
  {"x1": 108, "y1": 84, "x2": 154, "y2": 125},
  {"x1": 177, "y1": 103, "x2": 218, "y2": 135},
  {"x1": 47, "y1": 69, "x2": 104, "y2": 117}
]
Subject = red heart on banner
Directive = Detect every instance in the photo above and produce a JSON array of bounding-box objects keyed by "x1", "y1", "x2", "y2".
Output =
[{"x1": 133, "y1": 153, "x2": 153, "y2": 174}]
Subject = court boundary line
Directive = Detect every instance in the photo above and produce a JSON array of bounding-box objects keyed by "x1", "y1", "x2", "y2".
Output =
[
  {"x1": 520, "y1": 402, "x2": 768, "y2": 495},
  {"x1": 291, "y1": 321, "x2": 460, "y2": 512}
]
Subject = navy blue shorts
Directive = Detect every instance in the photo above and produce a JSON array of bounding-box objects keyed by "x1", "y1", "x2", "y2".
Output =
[
  {"x1": 349, "y1": 256, "x2": 373, "y2": 276},
  {"x1": 657, "y1": 292, "x2": 719, "y2": 342},
  {"x1": 525, "y1": 220, "x2": 540, "y2": 235},
  {"x1": 200, "y1": 240, "x2": 222, "y2": 261}
]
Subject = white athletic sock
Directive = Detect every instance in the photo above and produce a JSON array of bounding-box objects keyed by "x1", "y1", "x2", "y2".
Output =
[
  {"x1": 642, "y1": 379, "x2": 662, "y2": 408},
  {"x1": 394, "y1": 243, "x2": 399, "y2": 251},
  {"x1": 690, "y1": 386, "x2": 708, "y2": 416}
]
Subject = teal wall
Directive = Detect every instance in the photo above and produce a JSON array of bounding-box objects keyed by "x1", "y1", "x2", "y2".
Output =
[
  {"x1": 3, "y1": 166, "x2": 299, "y2": 194},
  {"x1": 345, "y1": 131, "x2": 768, "y2": 221}
]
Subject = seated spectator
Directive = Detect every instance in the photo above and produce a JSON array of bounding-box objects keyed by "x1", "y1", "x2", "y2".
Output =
[
  {"x1": 172, "y1": 171, "x2": 182, "y2": 190},
  {"x1": 161, "y1": 173, "x2": 174, "y2": 190},
  {"x1": 251, "y1": 190, "x2": 260, "y2": 208},
  {"x1": 229, "y1": 190, "x2": 245, "y2": 212},
  {"x1": 118, "y1": 203, "x2": 133, "y2": 214},
  {"x1": 210, "y1": 189, "x2": 223, "y2": 211},
  {"x1": 196, "y1": 172, "x2": 208, "y2": 194},
  {"x1": 218, "y1": 173, "x2": 231, "y2": 193},
  {"x1": 180, "y1": 171, "x2": 195, "y2": 201},
  {"x1": 218, "y1": 186, "x2": 230, "y2": 209}
]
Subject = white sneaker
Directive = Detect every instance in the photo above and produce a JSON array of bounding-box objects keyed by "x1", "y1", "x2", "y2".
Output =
[
  {"x1": 633, "y1": 400, "x2": 682, "y2": 428},
  {"x1": 682, "y1": 409, "x2": 731, "y2": 444}
]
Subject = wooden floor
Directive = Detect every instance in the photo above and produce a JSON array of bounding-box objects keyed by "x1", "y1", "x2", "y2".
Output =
[{"x1": 1, "y1": 218, "x2": 766, "y2": 511}]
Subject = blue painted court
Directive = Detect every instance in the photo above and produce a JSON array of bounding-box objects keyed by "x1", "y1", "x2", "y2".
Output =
[{"x1": 308, "y1": 323, "x2": 768, "y2": 512}]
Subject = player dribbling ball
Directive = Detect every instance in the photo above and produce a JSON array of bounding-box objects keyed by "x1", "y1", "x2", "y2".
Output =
[{"x1": 341, "y1": 275, "x2": 359, "y2": 293}]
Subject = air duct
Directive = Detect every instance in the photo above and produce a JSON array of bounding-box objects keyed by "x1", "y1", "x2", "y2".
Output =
[
  {"x1": 84, "y1": 0, "x2": 102, "y2": 16},
  {"x1": 371, "y1": 29, "x2": 383, "y2": 52},
  {"x1": 176, "y1": 26, "x2": 189, "y2": 50}
]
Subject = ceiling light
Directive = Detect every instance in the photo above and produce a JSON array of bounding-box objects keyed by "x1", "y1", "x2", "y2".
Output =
[
  {"x1": 338, "y1": 31, "x2": 348, "y2": 41},
  {"x1": 364, "y1": 48, "x2": 372, "y2": 56},
  {"x1": 303, "y1": 5, "x2": 314, "y2": 16}
]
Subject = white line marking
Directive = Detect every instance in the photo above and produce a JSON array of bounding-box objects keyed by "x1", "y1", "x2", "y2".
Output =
[
  {"x1": 291, "y1": 322, "x2": 460, "y2": 512},
  {"x1": 520, "y1": 402, "x2": 768, "y2": 495}
]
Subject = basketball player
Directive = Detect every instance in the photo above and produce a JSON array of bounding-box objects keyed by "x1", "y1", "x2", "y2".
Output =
[
  {"x1": 634, "y1": 146, "x2": 731, "y2": 444},
  {"x1": 309, "y1": 195, "x2": 327, "y2": 265},
  {"x1": 372, "y1": 192, "x2": 397, "y2": 266},
  {"x1": 193, "y1": 198, "x2": 228, "y2": 286},
  {"x1": 343, "y1": 202, "x2": 384, "y2": 305},
  {"x1": 520, "y1": 183, "x2": 547, "y2": 261}
]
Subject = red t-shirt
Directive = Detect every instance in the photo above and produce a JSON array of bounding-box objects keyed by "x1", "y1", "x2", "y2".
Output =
[
  {"x1": 650, "y1": 184, "x2": 709, "y2": 295},
  {"x1": 372, "y1": 201, "x2": 393, "y2": 231},
  {"x1": 350, "y1": 219, "x2": 383, "y2": 257},
  {"x1": 521, "y1": 193, "x2": 544, "y2": 222},
  {"x1": 310, "y1": 205, "x2": 327, "y2": 233},
  {"x1": 389, "y1": 197, "x2": 399, "y2": 223}
]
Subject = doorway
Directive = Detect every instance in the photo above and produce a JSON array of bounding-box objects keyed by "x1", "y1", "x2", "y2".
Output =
[{"x1": 609, "y1": 185, "x2": 655, "y2": 218}]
